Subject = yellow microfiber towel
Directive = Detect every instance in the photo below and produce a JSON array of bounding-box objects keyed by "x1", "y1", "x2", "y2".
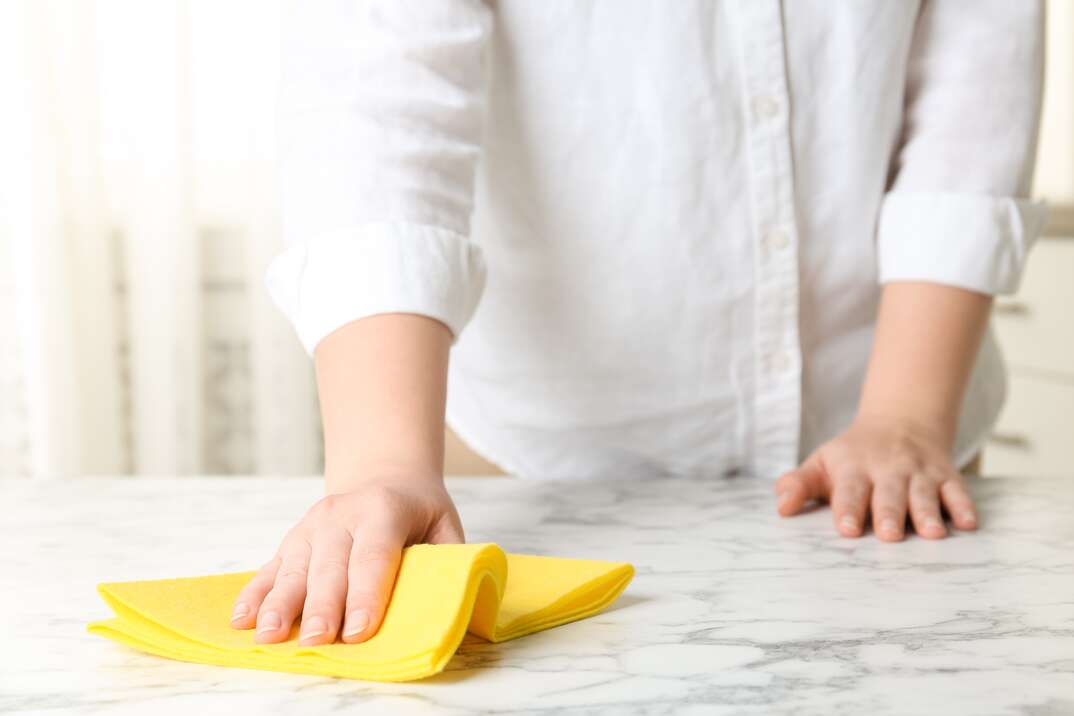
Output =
[{"x1": 87, "y1": 543, "x2": 634, "y2": 682}]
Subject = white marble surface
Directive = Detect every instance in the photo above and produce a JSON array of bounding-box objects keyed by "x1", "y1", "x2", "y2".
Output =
[{"x1": 3, "y1": 474, "x2": 1074, "y2": 715}]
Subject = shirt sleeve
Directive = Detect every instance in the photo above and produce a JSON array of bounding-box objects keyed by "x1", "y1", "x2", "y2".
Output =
[
  {"x1": 876, "y1": 0, "x2": 1048, "y2": 296},
  {"x1": 266, "y1": 0, "x2": 491, "y2": 356}
]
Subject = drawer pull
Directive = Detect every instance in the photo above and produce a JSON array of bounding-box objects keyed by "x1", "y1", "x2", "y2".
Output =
[
  {"x1": 988, "y1": 432, "x2": 1032, "y2": 449},
  {"x1": 993, "y1": 302, "x2": 1030, "y2": 316}
]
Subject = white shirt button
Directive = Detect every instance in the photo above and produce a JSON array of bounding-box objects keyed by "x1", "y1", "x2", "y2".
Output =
[{"x1": 752, "y1": 95, "x2": 781, "y2": 120}]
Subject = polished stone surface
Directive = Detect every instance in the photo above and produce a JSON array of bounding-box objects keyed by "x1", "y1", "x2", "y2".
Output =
[{"x1": 3, "y1": 474, "x2": 1073, "y2": 714}]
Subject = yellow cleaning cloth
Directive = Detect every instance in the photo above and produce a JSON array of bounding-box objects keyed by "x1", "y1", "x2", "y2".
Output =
[{"x1": 88, "y1": 543, "x2": 634, "y2": 682}]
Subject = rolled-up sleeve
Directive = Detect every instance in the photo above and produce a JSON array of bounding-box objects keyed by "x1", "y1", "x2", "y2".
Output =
[
  {"x1": 267, "y1": 0, "x2": 491, "y2": 355},
  {"x1": 876, "y1": 0, "x2": 1048, "y2": 296}
]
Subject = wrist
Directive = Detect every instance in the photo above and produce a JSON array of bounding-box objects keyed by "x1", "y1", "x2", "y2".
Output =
[
  {"x1": 852, "y1": 404, "x2": 957, "y2": 450},
  {"x1": 324, "y1": 458, "x2": 445, "y2": 496}
]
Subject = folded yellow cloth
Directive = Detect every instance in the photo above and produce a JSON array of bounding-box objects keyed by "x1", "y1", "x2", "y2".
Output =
[{"x1": 88, "y1": 543, "x2": 634, "y2": 682}]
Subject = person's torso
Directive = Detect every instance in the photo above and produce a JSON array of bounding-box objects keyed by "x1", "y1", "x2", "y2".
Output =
[{"x1": 447, "y1": 0, "x2": 1006, "y2": 479}]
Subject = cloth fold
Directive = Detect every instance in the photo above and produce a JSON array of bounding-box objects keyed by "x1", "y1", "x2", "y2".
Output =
[{"x1": 87, "y1": 543, "x2": 634, "y2": 682}]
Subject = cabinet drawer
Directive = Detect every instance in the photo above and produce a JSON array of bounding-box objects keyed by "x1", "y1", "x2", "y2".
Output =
[
  {"x1": 984, "y1": 372, "x2": 1074, "y2": 478},
  {"x1": 992, "y1": 238, "x2": 1074, "y2": 377}
]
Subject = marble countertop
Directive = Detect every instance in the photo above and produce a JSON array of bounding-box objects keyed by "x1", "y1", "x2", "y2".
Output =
[{"x1": 3, "y1": 474, "x2": 1073, "y2": 715}]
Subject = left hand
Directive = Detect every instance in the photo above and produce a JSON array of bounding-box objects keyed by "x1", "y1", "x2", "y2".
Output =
[{"x1": 774, "y1": 414, "x2": 979, "y2": 541}]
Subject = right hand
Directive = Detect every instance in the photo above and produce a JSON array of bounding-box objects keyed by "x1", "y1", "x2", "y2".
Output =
[{"x1": 228, "y1": 476, "x2": 464, "y2": 645}]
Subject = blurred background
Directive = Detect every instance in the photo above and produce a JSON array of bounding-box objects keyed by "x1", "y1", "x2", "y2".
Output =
[{"x1": 1, "y1": 0, "x2": 1071, "y2": 480}]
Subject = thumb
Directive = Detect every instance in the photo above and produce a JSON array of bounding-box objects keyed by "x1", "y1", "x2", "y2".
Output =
[{"x1": 775, "y1": 454, "x2": 829, "y2": 516}]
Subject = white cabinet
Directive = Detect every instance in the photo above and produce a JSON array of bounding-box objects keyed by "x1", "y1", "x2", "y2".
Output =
[
  {"x1": 987, "y1": 238, "x2": 1074, "y2": 477},
  {"x1": 986, "y1": 373, "x2": 1074, "y2": 477}
]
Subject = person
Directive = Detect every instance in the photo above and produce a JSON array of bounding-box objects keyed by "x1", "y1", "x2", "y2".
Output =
[{"x1": 228, "y1": 1, "x2": 1046, "y2": 648}]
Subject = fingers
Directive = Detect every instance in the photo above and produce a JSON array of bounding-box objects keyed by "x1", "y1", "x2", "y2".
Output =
[
  {"x1": 775, "y1": 456, "x2": 828, "y2": 517},
  {"x1": 341, "y1": 521, "x2": 407, "y2": 645},
  {"x1": 230, "y1": 557, "x2": 280, "y2": 629},
  {"x1": 940, "y1": 476, "x2": 979, "y2": 531},
  {"x1": 907, "y1": 473, "x2": 946, "y2": 539},
  {"x1": 829, "y1": 471, "x2": 871, "y2": 538},
  {"x1": 427, "y1": 512, "x2": 465, "y2": 545},
  {"x1": 298, "y1": 526, "x2": 353, "y2": 645},
  {"x1": 254, "y1": 538, "x2": 312, "y2": 644},
  {"x1": 870, "y1": 475, "x2": 909, "y2": 542}
]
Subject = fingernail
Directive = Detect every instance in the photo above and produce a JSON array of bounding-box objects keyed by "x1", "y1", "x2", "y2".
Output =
[
  {"x1": 924, "y1": 518, "x2": 943, "y2": 532},
  {"x1": 777, "y1": 491, "x2": 792, "y2": 507},
  {"x1": 343, "y1": 609, "x2": 370, "y2": 638},
  {"x1": 230, "y1": 603, "x2": 249, "y2": 622},
  {"x1": 256, "y1": 611, "x2": 281, "y2": 634},
  {"x1": 840, "y1": 515, "x2": 858, "y2": 532},
  {"x1": 300, "y1": 616, "x2": 328, "y2": 642},
  {"x1": 960, "y1": 511, "x2": 977, "y2": 526},
  {"x1": 881, "y1": 518, "x2": 899, "y2": 535}
]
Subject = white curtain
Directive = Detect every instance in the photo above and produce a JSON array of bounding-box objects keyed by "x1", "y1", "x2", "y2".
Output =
[{"x1": 0, "y1": 0, "x2": 322, "y2": 478}]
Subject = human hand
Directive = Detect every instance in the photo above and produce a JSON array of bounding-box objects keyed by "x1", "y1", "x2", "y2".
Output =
[
  {"x1": 229, "y1": 476, "x2": 464, "y2": 645},
  {"x1": 774, "y1": 415, "x2": 979, "y2": 541}
]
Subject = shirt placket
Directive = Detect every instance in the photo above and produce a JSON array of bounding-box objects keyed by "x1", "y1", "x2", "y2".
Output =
[{"x1": 732, "y1": 0, "x2": 802, "y2": 478}]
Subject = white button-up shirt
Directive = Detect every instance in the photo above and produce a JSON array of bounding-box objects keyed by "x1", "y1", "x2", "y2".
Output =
[{"x1": 267, "y1": 0, "x2": 1046, "y2": 479}]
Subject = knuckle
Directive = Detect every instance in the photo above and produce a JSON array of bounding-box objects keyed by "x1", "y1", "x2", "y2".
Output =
[
  {"x1": 927, "y1": 465, "x2": 951, "y2": 482},
  {"x1": 282, "y1": 523, "x2": 308, "y2": 544},
  {"x1": 823, "y1": 444, "x2": 855, "y2": 467},
  {"x1": 908, "y1": 501, "x2": 933, "y2": 516},
  {"x1": 835, "y1": 474, "x2": 867, "y2": 495},
  {"x1": 838, "y1": 492, "x2": 867, "y2": 510},
  {"x1": 882, "y1": 441, "x2": 923, "y2": 472},
  {"x1": 350, "y1": 545, "x2": 397, "y2": 568},
  {"x1": 943, "y1": 488, "x2": 973, "y2": 509},
  {"x1": 259, "y1": 556, "x2": 282, "y2": 573},
  {"x1": 308, "y1": 485, "x2": 410, "y2": 524},
  {"x1": 235, "y1": 588, "x2": 261, "y2": 606},
  {"x1": 871, "y1": 497, "x2": 904, "y2": 518},
  {"x1": 882, "y1": 506, "x2": 907, "y2": 519},
  {"x1": 876, "y1": 474, "x2": 910, "y2": 497},
  {"x1": 944, "y1": 473, "x2": 968, "y2": 490},
  {"x1": 311, "y1": 491, "x2": 371, "y2": 522},
  {"x1": 303, "y1": 599, "x2": 343, "y2": 618},
  {"x1": 775, "y1": 477, "x2": 800, "y2": 495},
  {"x1": 909, "y1": 481, "x2": 935, "y2": 500},
  {"x1": 912, "y1": 491, "x2": 935, "y2": 507},
  {"x1": 277, "y1": 566, "x2": 309, "y2": 582},
  {"x1": 889, "y1": 458, "x2": 921, "y2": 477},
  {"x1": 309, "y1": 494, "x2": 343, "y2": 520},
  {"x1": 949, "y1": 492, "x2": 973, "y2": 508},
  {"x1": 870, "y1": 488, "x2": 895, "y2": 506},
  {"x1": 360, "y1": 484, "x2": 407, "y2": 514},
  {"x1": 311, "y1": 562, "x2": 347, "y2": 583},
  {"x1": 244, "y1": 576, "x2": 274, "y2": 594},
  {"x1": 248, "y1": 577, "x2": 274, "y2": 594},
  {"x1": 259, "y1": 594, "x2": 291, "y2": 613},
  {"x1": 319, "y1": 553, "x2": 351, "y2": 570},
  {"x1": 945, "y1": 489, "x2": 970, "y2": 506},
  {"x1": 345, "y1": 588, "x2": 382, "y2": 610}
]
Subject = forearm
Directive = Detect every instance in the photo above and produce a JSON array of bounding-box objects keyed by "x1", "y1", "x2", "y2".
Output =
[
  {"x1": 857, "y1": 282, "x2": 993, "y2": 449},
  {"x1": 313, "y1": 313, "x2": 452, "y2": 494}
]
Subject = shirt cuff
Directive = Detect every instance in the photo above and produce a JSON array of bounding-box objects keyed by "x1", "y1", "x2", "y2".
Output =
[
  {"x1": 876, "y1": 192, "x2": 1048, "y2": 295},
  {"x1": 265, "y1": 221, "x2": 487, "y2": 356}
]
